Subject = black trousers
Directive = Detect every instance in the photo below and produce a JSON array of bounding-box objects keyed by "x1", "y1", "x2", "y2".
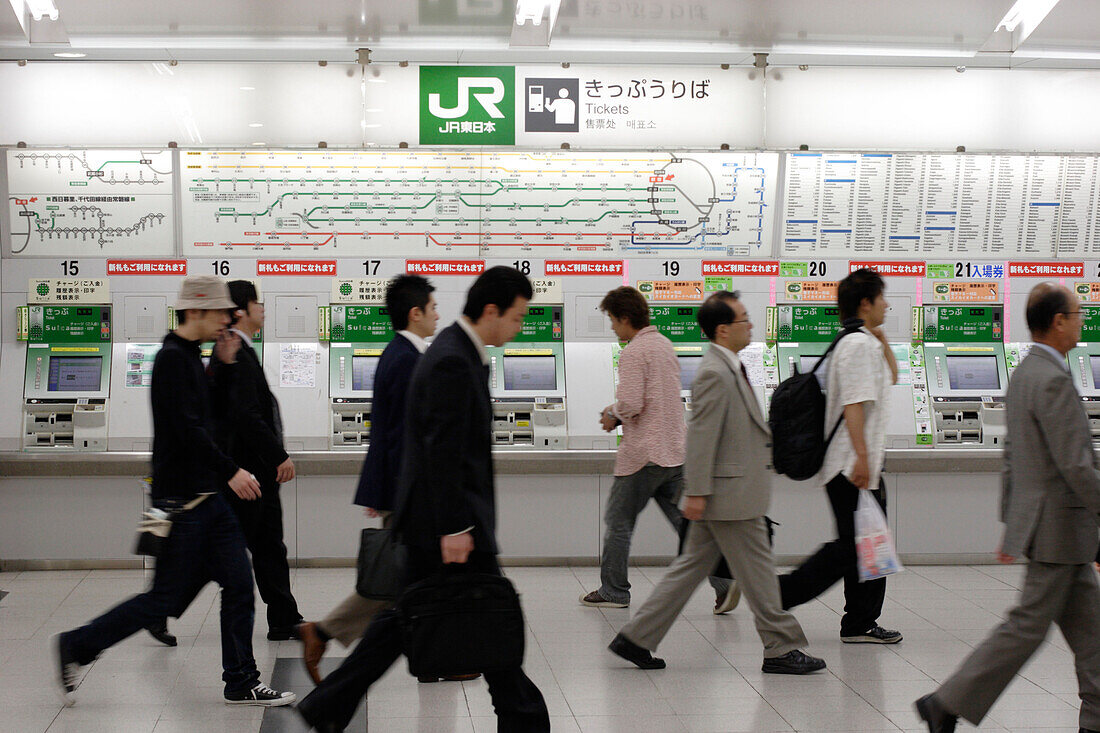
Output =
[
  {"x1": 778, "y1": 473, "x2": 887, "y2": 636},
  {"x1": 298, "y1": 548, "x2": 549, "y2": 732},
  {"x1": 225, "y1": 482, "x2": 302, "y2": 631}
]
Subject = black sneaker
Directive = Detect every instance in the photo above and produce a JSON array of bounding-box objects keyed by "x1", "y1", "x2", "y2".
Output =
[
  {"x1": 52, "y1": 633, "x2": 81, "y2": 706},
  {"x1": 841, "y1": 625, "x2": 903, "y2": 644},
  {"x1": 225, "y1": 683, "x2": 296, "y2": 706},
  {"x1": 762, "y1": 649, "x2": 827, "y2": 675}
]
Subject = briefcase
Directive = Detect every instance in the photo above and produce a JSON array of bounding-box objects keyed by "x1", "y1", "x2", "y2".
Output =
[
  {"x1": 396, "y1": 572, "x2": 525, "y2": 677},
  {"x1": 355, "y1": 528, "x2": 407, "y2": 601}
]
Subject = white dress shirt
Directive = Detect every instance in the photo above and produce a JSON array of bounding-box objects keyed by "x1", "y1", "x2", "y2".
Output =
[
  {"x1": 397, "y1": 329, "x2": 429, "y2": 354},
  {"x1": 455, "y1": 317, "x2": 490, "y2": 365}
]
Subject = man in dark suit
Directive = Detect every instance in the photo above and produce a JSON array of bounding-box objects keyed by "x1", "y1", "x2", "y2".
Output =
[
  {"x1": 297, "y1": 266, "x2": 550, "y2": 733},
  {"x1": 916, "y1": 284, "x2": 1100, "y2": 733},
  {"x1": 297, "y1": 275, "x2": 441, "y2": 684},
  {"x1": 212, "y1": 280, "x2": 302, "y2": 640}
]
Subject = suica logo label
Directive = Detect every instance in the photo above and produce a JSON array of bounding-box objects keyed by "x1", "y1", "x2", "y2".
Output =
[{"x1": 420, "y1": 66, "x2": 515, "y2": 145}]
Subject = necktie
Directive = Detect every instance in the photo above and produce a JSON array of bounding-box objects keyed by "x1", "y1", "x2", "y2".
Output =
[{"x1": 739, "y1": 362, "x2": 751, "y2": 386}]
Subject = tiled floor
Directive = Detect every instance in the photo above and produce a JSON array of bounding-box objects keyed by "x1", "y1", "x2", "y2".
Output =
[{"x1": 0, "y1": 564, "x2": 1091, "y2": 731}]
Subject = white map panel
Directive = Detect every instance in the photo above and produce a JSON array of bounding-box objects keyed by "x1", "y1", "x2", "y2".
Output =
[
  {"x1": 6, "y1": 149, "x2": 174, "y2": 257},
  {"x1": 781, "y1": 152, "x2": 1100, "y2": 260},
  {"x1": 180, "y1": 149, "x2": 777, "y2": 258}
]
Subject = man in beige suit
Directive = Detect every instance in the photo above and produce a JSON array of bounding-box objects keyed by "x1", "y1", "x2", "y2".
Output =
[
  {"x1": 607, "y1": 291, "x2": 825, "y2": 675},
  {"x1": 916, "y1": 283, "x2": 1100, "y2": 733}
]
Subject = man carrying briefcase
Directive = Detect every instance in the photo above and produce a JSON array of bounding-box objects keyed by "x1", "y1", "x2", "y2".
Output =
[{"x1": 297, "y1": 266, "x2": 549, "y2": 732}]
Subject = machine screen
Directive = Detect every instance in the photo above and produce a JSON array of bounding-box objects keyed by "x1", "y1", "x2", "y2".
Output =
[
  {"x1": 351, "y1": 356, "x2": 380, "y2": 392},
  {"x1": 678, "y1": 355, "x2": 702, "y2": 391},
  {"x1": 799, "y1": 355, "x2": 822, "y2": 374},
  {"x1": 503, "y1": 356, "x2": 557, "y2": 391},
  {"x1": 47, "y1": 356, "x2": 102, "y2": 392},
  {"x1": 1090, "y1": 356, "x2": 1100, "y2": 388},
  {"x1": 946, "y1": 356, "x2": 1000, "y2": 390}
]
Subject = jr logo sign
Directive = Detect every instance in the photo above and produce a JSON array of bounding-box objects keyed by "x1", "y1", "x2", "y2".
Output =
[{"x1": 420, "y1": 66, "x2": 515, "y2": 145}]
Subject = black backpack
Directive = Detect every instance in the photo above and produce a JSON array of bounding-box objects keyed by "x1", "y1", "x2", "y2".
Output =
[{"x1": 769, "y1": 318, "x2": 865, "y2": 481}]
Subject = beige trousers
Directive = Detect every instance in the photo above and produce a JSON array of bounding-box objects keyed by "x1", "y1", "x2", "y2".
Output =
[{"x1": 318, "y1": 512, "x2": 393, "y2": 648}]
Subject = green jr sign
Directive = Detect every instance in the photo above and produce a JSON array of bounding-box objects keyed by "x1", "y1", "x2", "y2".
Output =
[{"x1": 419, "y1": 66, "x2": 515, "y2": 145}]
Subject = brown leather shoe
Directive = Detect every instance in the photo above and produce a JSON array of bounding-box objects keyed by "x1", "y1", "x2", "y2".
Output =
[{"x1": 297, "y1": 622, "x2": 326, "y2": 685}]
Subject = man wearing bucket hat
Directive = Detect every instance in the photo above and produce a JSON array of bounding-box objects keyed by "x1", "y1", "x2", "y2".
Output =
[{"x1": 52, "y1": 275, "x2": 295, "y2": 708}]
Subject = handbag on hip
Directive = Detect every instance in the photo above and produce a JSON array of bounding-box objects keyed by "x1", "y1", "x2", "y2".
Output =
[
  {"x1": 355, "y1": 527, "x2": 408, "y2": 601},
  {"x1": 396, "y1": 571, "x2": 525, "y2": 678},
  {"x1": 133, "y1": 495, "x2": 207, "y2": 558}
]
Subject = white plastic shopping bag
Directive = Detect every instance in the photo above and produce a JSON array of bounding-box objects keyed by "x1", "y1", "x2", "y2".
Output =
[{"x1": 854, "y1": 490, "x2": 903, "y2": 582}]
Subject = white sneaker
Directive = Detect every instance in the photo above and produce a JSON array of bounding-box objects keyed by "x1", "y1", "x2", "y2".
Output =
[{"x1": 225, "y1": 683, "x2": 296, "y2": 706}]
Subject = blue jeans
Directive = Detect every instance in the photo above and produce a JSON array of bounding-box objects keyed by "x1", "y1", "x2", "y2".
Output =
[
  {"x1": 64, "y1": 493, "x2": 260, "y2": 695},
  {"x1": 598, "y1": 464, "x2": 727, "y2": 605}
]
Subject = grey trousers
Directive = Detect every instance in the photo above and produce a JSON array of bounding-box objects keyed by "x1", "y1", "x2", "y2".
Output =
[
  {"x1": 318, "y1": 512, "x2": 392, "y2": 648},
  {"x1": 937, "y1": 560, "x2": 1100, "y2": 729},
  {"x1": 599, "y1": 464, "x2": 724, "y2": 604},
  {"x1": 619, "y1": 517, "x2": 808, "y2": 658}
]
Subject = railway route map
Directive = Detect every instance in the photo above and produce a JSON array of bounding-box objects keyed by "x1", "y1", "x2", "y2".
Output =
[
  {"x1": 180, "y1": 149, "x2": 777, "y2": 258},
  {"x1": 6, "y1": 149, "x2": 174, "y2": 257}
]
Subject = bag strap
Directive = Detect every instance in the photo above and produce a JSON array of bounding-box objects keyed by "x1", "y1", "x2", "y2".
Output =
[
  {"x1": 181, "y1": 494, "x2": 209, "y2": 512},
  {"x1": 818, "y1": 317, "x2": 866, "y2": 448}
]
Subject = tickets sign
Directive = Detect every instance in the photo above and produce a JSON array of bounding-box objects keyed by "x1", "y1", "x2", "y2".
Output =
[
  {"x1": 783, "y1": 281, "x2": 838, "y2": 302},
  {"x1": 258, "y1": 260, "x2": 336, "y2": 275},
  {"x1": 28, "y1": 278, "x2": 110, "y2": 304},
  {"x1": 702, "y1": 260, "x2": 779, "y2": 276},
  {"x1": 932, "y1": 281, "x2": 1000, "y2": 303},
  {"x1": 637, "y1": 280, "x2": 705, "y2": 301},
  {"x1": 406, "y1": 259, "x2": 485, "y2": 275},
  {"x1": 107, "y1": 259, "x2": 187, "y2": 275},
  {"x1": 849, "y1": 261, "x2": 926, "y2": 277},
  {"x1": 331, "y1": 278, "x2": 388, "y2": 304},
  {"x1": 545, "y1": 260, "x2": 623, "y2": 276},
  {"x1": 1008, "y1": 262, "x2": 1084, "y2": 277}
]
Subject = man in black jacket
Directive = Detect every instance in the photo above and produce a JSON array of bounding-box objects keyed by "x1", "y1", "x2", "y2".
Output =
[
  {"x1": 53, "y1": 275, "x2": 294, "y2": 707},
  {"x1": 297, "y1": 266, "x2": 550, "y2": 732},
  {"x1": 297, "y1": 275, "x2": 442, "y2": 683},
  {"x1": 211, "y1": 280, "x2": 302, "y2": 640}
]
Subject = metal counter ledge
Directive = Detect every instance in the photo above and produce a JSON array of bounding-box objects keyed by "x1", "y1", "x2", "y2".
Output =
[{"x1": 0, "y1": 448, "x2": 1006, "y2": 478}]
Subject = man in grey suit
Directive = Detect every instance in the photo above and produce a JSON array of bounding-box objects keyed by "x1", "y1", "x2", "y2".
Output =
[
  {"x1": 916, "y1": 283, "x2": 1100, "y2": 733},
  {"x1": 607, "y1": 291, "x2": 825, "y2": 675}
]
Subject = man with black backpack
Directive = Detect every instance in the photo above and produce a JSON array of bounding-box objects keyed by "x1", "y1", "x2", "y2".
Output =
[{"x1": 776, "y1": 268, "x2": 903, "y2": 645}]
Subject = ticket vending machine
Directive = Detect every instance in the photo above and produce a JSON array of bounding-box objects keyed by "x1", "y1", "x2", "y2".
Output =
[
  {"x1": 771, "y1": 304, "x2": 928, "y2": 448},
  {"x1": 21, "y1": 305, "x2": 112, "y2": 450},
  {"x1": 916, "y1": 305, "x2": 1008, "y2": 447},
  {"x1": 326, "y1": 304, "x2": 391, "y2": 448},
  {"x1": 610, "y1": 304, "x2": 707, "y2": 420},
  {"x1": 487, "y1": 304, "x2": 567, "y2": 449},
  {"x1": 1067, "y1": 305, "x2": 1100, "y2": 441}
]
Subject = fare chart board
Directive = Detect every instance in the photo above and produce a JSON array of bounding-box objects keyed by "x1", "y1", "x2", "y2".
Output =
[
  {"x1": 6, "y1": 149, "x2": 175, "y2": 257},
  {"x1": 782, "y1": 152, "x2": 1100, "y2": 259},
  {"x1": 180, "y1": 149, "x2": 777, "y2": 258}
]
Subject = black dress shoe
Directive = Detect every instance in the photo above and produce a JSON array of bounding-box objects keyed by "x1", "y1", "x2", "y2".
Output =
[
  {"x1": 297, "y1": 701, "x2": 343, "y2": 732},
  {"x1": 1080, "y1": 728, "x2": 1099, "y2": 733},
  {"x1": 607, "y1": 633, "x2": 665, "y2": 670},
  {"x1": 914, "y1": 693, "x2": 958, "y2": 733},
  {"x1": 146, "y1": 620, "x2": 177, "y2": 647},
  {"x1": 761, "y1": 649, "x2": 826, "y2": 675}
]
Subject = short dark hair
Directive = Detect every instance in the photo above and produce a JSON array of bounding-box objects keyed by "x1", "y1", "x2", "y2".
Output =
[
  {"x1": 599, "y1": 286, "x2": 650, "y2": 329},
  {"x1": 227, "y1": 280, "x2": 258, "y2": 325},
  {"x1": 462, "y1": 266, "x2": 533, "y2": 322},
  {"x1": 697, "y1": 291, "x2": 739, "y2": 341},
  {"x1": 1026, "y1": 283, "x2": 1074, "y2": 335},
  {"x1": 385, "y1": 275, "x2": 435, "y2": 330},
  {"x1": 837, "y1": 268, "x2": 885, "y2": 321}
]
